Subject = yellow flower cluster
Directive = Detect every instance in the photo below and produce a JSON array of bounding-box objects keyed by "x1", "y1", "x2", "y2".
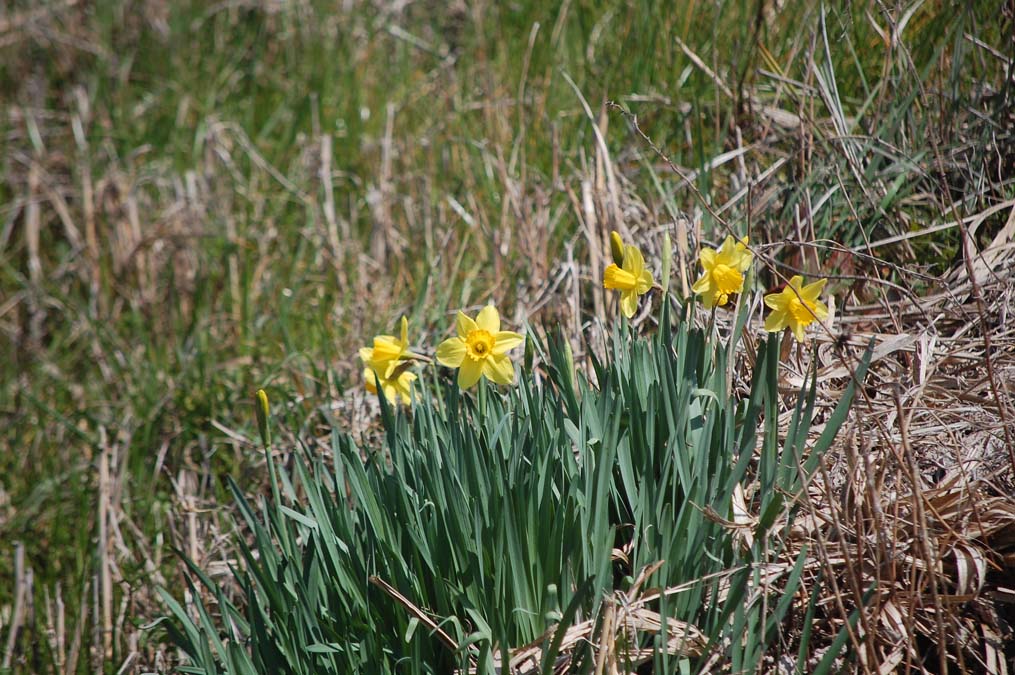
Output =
[
  {"x1": 360, "y1": 230, "x2": 832, "y2": 406},
  {"x1": 602, "y1": 230, "x2": 830, "y2": 342},
  {"x1": 359, "y1": 305, "x2": 523, "y2": 405},
  {"x1": 359, "y1": 316, "x2": 421, "y2": 405}
]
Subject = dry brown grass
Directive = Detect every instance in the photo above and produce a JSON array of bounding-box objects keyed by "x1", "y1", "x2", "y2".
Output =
[{"x1": 781, "y1": 258, "x2": 1015, "y2": 674}]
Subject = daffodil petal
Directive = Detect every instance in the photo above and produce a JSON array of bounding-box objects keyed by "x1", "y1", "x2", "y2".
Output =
[
  {"x1": 698, "y1": 247, "x2": 717, "y2": 269},
  {"x1": 623, "y1": 244, "x2": 645, "y2": 277},
  {"x1": 458, "y1": 358, "x2": 483, "y2": 389},
  {"x1": 720, "y1": 239, "x2": 744, "y2": 266},
  {"x1": 456, "y1": 311, "x2": 478, "y2": 338},
  {"x1": 801, "y1": 278, "x2": 827, "y2": 302},
  {"x1": 381, "y1": 380, "x2": 399, "y2": 404},
  {"x1": 764, "y1": 310, "x2": 787, "y2": 333},
  {"x1": 396, "y1": 372, "x2": 416, "y2": 404},
  {"x1": 372, "y1": 335, "x2": 402, "y2": 361},
  {"x1": 363, "y1": 355, "x2": 391, "y2": 379},
  {"x1": 359, "y1": 347, "x2": 374, "y2": 363},
  {"x1": 636, "y1": 270, "x2": 654, "y2": 294},
  {"x1": 812, "y1": 300, "x2": 829, "y2": 321},
  {"x1": 620, "y1": 290, "x2": 639, "y2": 318},
  {"x1": 483, "y1": 354, "x2": 515, "y2": 385},
  {"x1": 436, "y1": 338, "x2": 467, "y2": 367},
  {"x1": 792, "y1": 322, "x2": 806, "y2": 343},
  {"x1": 691, "y1": 274, "x2": 711, "y2": 294},
  {"x1": 492, "y1": 331, "x2": 524, "y2": 355},
  {"x1": 476, "y1": 305, "x2": 500, "y2": 332},
  {"x1": 604, "y1": 264, "x2": 637, "y2": 290},
  {"x1": 736, "y1": 247, "x2": 754, "y2": 272},
  {"x1": 764, "y1": 291, "x2": 787, "y2": 310},
  {"x1": 363, "y1": 368, "x2": 379, "y2": 394}
]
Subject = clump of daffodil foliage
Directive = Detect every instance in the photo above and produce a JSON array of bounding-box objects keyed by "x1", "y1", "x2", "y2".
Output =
[{"x1": 162, "y1": 262, "x2": 871, "y2": 674}]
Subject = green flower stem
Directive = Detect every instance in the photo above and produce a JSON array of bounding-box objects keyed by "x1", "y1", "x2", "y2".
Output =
[{"x1": 255, "y1": 389, "x2": 281, "y2": 507}]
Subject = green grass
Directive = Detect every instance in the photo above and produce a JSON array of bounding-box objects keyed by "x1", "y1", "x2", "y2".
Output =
[{"x1": 0, "y1": 0, "x2": 1009, "y2": 671}]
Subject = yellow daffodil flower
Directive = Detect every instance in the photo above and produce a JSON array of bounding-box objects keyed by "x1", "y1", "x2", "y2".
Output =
[
  {"x1": 603, "y1": 235, "x2": 654, "y2": 318},
  {"x1": 358, "y1": 316, "x2": 418, "y2": 378},
  {"x1": 435, "y1": 305, "x2": 523, "y2": 389},
  {"x1": 692, "y1": 235, "x2": 753, "y2": 308},
  {"x1": 764, "y1": 275, "x2": 829, "y2": 342},
  {"x1": 363, "y1": 359, "x2": 417, "y2": 405},
  {"x1": 358, "y1": 316, "x2": 421, "y2": 405}
]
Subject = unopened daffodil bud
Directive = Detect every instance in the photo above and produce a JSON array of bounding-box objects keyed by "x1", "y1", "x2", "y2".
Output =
[
  {"x1": 661, "y1": 231, "x2": 672, "y2": 295},
  {"x1": 255, "y1": 389, "x2": 270, "y2": 446},
  {"x1": 562, "y1": 338, "x2": 575, "y2": 386},
  {"x1": 609, "y1": 230, "x2": 625, "y2": 267}
]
